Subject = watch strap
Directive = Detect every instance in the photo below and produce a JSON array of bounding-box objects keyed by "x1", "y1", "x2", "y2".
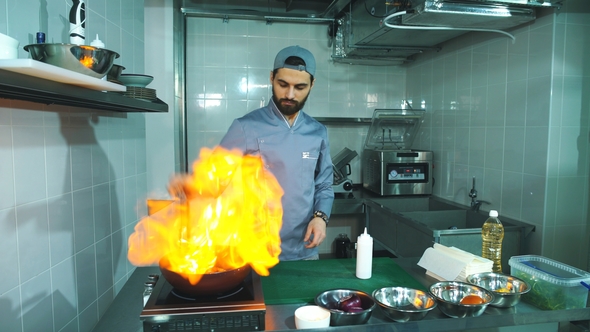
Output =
[{"x1": 313, "y1": 210, "x2": 329, "y2": 224}]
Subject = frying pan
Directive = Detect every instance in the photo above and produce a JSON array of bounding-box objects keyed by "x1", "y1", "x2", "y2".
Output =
[{"x1": 159, "y1": 255, "x2": 251, "y2": 296}]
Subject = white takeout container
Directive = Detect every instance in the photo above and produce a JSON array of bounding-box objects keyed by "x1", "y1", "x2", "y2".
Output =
[
  {"x1": 294, "y1": 305, "x2": 330, "y2": 329},
  {"x1": 0, "y1": 32, "x2": 19, "y2": 59}
]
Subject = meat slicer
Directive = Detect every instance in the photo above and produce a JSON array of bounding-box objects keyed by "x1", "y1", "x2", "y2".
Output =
[{"x1": 332, "y1": 147, "x2": 358, "y2": 195}]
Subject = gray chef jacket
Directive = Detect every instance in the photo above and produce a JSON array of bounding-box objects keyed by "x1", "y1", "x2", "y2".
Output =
[{"x1": 219, "y1": 100, "x2": 334, "y2": 261}]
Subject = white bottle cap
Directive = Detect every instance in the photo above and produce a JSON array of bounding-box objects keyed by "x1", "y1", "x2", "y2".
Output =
[
  {"x1": 489, "y1": 210, "x2": 498, "y2": 217},
  {"x1": 90, "y1": 34, "x2": 105, "y2": 48},
  {"x1": 358, "y1": 227, "x2": 371, "y2": 239}
]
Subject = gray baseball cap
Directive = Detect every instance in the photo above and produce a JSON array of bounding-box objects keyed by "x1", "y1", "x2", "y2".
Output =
[{"x1": 273, "y1": 45, "x2": 316, "y2": 76}]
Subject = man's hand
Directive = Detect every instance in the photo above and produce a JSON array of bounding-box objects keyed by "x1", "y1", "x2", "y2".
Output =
[
  {"x1": 167, "y1": 174, "x2": 195, "y2": 201},
  {"x1": 304, "y1": 217, "x2": 327, "y2": 248}
]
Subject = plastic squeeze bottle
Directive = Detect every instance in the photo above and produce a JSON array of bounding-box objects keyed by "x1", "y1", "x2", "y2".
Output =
[
  {"x1": 90, "y1": 34, "x2": 107, "y2": 80},
  {"x1": 356, "y1": 227, "x2": 373, "y2": 279},
  {"x1": 90, "y1": 34, "x2": 105, "y2": 48},
  {"x1": 481, "y1": 210, "x2": 504, "y2": 273}
]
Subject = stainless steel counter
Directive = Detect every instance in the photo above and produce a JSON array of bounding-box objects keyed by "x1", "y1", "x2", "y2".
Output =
[{"x1": 91, "y1": 257, "x2": 590, "y2": 332}]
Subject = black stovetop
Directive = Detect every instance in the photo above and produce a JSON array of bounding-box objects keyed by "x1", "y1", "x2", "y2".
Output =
[{"x1": 141, "y1": 270, "x2": 266, "y2": 323}]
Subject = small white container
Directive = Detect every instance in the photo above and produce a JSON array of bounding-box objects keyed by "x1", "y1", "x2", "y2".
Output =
[
  {"x1": 0, "y1": 32, "x2": 19, "y2": 59},
  {"x1": 294, "y1": 305, "x2": 330, "y2": 329}
]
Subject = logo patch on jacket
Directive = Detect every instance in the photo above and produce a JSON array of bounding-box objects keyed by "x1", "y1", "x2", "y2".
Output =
[{"x1": 302, "y1": 152, "x2": 317, "y2": 159}]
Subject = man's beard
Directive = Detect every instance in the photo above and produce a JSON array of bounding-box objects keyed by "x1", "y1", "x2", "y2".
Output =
[{"x1": 272, "y1": 88, "x2": 310, "y2": 117}]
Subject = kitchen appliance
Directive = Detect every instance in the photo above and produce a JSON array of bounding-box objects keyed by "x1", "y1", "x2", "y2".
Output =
[
  {"x1": 331, "y1": 0, "x2": 543, "y2": 65},
  {"x1": 141, "y1": 271, "x2": 266, "y2": 332},
  {"x1": 180, "y1": 0, "x2": 560, "y2": 66},
  {"x1": 332, "y1": 147, "x2": 358, "y2": 194},
  {"x1": 362, "y1": 109, "x2": 433, "y2": 196}
]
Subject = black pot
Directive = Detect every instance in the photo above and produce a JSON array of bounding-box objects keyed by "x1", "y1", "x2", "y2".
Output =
[{"x1": 159, "y1": 255, "x2": 251, "y2": 296}]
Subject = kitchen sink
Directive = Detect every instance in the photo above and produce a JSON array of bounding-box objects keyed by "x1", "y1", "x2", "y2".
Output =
[
  {"x1": 367, "y1": 196, "x2": 462, "y2": 212},
  {"x1": 365, "y1": 197, "x2": 534, "y2": 274},
  {"x1": 399, "y1": 209, "x2": 526, "y2": 231}
]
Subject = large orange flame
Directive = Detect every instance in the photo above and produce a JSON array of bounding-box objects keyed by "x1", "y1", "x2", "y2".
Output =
[{"x1": 128, "y1": 147, "x2": 283, "y2": 285}]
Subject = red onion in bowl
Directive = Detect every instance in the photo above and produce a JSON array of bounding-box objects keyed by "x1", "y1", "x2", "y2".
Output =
[{"x1": 339, "y1": 293, "x2": 363, "y2": 312}]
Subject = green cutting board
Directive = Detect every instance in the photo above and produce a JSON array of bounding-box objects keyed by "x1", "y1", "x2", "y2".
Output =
[{"x1": 261, "y1": 257, "x2": 425, "y2": 305}]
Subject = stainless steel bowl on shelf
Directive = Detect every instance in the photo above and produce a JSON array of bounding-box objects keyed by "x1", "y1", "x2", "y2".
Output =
[
  {"x1": 466, "y1": 272, "x2": 530, "y2": 307},
  {"x1": 315, "y1": 289, "x2": 376, "y2": 326},
  {"x1": 372, "y1": 287, "x2": 437, "y2": 323},
  {"x1": 429, "y1": 281, "x2": 494, "y2": 318},
  {"x1": 107, "y1": 64, "x2": 125, "y2": 82},
  {"x1": 24, "y1": 43, "x2": 119, "y2": 79}
]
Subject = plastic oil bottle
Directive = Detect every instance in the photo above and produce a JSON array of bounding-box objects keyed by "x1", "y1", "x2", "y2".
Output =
[{"x1": 481, "y1": 210, "x2": 504, "y2": 273}]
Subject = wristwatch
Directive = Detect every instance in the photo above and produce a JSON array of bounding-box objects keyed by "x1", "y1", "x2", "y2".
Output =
[{"x1": 313, "y1": 210, "x2": 329, "y2": 224}]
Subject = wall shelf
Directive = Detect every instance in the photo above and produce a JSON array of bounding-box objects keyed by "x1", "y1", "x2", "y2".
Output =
[{"x1": 0, "y1": 69, "x2": 168, "y2": 113}]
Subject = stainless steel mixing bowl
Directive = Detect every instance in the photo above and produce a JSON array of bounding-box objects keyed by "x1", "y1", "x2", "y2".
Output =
[
  {"x1": 107, "y1": 64, "x2": 125, "y2": 82},
  {"x1": 24, "y1": 43, "x2": 119, "y2": 79},
  {"x1": 315, "y1": 289, "x2": 376, "y2": 326},
  {"x1": 429, "y1": 281, "x2": 494, "y2": 318},
  {"x1": 466, "y1": 272, "x2": 530, "y2": 307},
  {"x1": 372, "y1": 287, "x2": 437, "y2": 322}
]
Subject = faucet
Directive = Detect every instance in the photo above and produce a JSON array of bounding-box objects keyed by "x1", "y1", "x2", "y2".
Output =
[
  {"x1": 472, "y1": 199, "x2": 491, "y2": 212},
  {"x1": 469, "y1": 176, "x2": 490, "y2": 211}
]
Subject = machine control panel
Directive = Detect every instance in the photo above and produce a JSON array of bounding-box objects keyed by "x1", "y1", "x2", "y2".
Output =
[{"x1": 386, "y1": 163, "x2": 428, "y2": 183}]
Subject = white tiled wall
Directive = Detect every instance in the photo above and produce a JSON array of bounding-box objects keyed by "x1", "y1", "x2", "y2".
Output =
[
  {"x1": 184, "y1": 2, "x2": 590, "y2": 266},
  {"x1": 184, "y1": 17, "x2": 407, "y2": 254},
  {"x1": 0, "y1": 0, "x2": 147, "y2": 331},
  {"x1": 406, "y1": 1, "x2": 590, "y2": 269},
  {"x1": 184, "y1": 17, "x2": 407, "y2": 186}
]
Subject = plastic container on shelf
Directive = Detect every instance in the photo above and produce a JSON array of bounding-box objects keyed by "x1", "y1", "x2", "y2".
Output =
[
  {"x1": 36, "y1": 32, "x2": 45, "y2": 44},
  {"x1": 508, "y1": 255, "x2": 590, "y2": 310},
  {"x1": 90, "y1": 34, "x2": 105, "y2": 48},
  {"x1": 90, "y1": 34, "x2": 107, "y2": 80}
]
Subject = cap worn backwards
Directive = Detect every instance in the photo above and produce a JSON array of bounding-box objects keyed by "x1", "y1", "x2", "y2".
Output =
[{"x1": 273, "y1": 45, "x2": 316, "y2": 77}]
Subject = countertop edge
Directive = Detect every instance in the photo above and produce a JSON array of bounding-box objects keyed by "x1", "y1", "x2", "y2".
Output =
[{"x1": 91, "y1": 258, "x2": 590, "y2": 332}]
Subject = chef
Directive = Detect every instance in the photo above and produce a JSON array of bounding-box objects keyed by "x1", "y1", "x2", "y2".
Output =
[{"x1": 219, "y1": 45, "x2": 334, "y2": 261}]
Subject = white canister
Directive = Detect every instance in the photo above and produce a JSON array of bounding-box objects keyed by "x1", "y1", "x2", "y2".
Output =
[
  {"x1": 0, "y1": 32, "x2": 19, "y2": 59},
  {"x1": 355, "y1": 227, "x2": 373, "y2": 279}
]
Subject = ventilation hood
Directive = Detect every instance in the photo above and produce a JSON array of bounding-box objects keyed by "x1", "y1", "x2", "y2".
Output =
[
  {"x1": 181, "y1": 0, "x2": 562, "y2": 17},
  {"x1": 180, "y1": 0, "x2": 564, "y2": 65},
  {"x1": 331, "y1": 0, "x2": 549, "y2": 65},
  {"x1": 181, "y1": 0, "x2": 351, "y2": 19}
]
